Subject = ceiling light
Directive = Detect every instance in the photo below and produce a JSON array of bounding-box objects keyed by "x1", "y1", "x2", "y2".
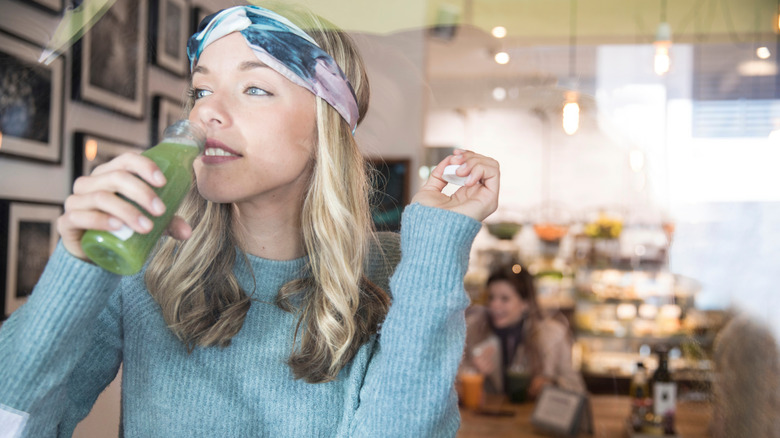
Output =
[
  {"x1": 491, "y1": 26, "x2": 507, "y2": 38},
  {"x1": 492, "y1": 87, "x2": 507, "y2": 101},
  {"x1": 757, "y1": 46, "x2": 771, "y2": 59},
  {"x1": 653, "y1": 22, "x2": 672, "y2": 75},
  {"x1": 494, "y1": 51, "x2": 510, "y2": 64},
  {"x1": 562, "y1": 92, "x2": 580, "y2": 135}
]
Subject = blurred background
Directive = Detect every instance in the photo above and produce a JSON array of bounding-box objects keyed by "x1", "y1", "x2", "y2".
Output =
[{"x1": 1, "y1": 0, "x2": 778, "y2": 435}]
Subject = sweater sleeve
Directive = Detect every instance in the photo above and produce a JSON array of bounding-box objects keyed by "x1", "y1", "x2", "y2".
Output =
[
  {"x1": 350, "y1": 204, "x2": 482, "y2": 437},
  {"x1": 0, "y1": 242, "x2": 123, "y2": 437}
]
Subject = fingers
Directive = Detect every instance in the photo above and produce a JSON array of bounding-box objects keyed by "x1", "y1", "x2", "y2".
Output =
[
  {"x1": 449, "y1": 149, "x2": 500, "y2": 189},
  {"x1": 78, "y1": 153, "x2": 167, "y2": 225},
  {"x1": 89, "y1": 152, "x2": 167, "y2": 187},
  {"x1": 64, "y1": 188, "x2": 158, "y2": 235},
  {"x1": 413, "y1": 149, "x2": 501, "y2": 222},
  {"x1": 57, "y1": 153, "x2": 170, "y2": 258}
]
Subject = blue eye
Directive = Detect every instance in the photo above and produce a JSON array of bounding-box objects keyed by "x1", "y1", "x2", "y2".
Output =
[
  {"x1": 190, "y1": 88, "x2": 212, "y2": 100},
  {"x1": 246, "y1": 86, "x2": 269, "y2": 96}
]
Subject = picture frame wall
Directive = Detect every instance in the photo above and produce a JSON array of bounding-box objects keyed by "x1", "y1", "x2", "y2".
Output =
[
  {"x1": 73, "y1": 0, "x2": 149, "y2": 118},
  {"x1": 0, "y1": 32, "x2": 63, "y2": 163},
  {"x1": 0, "y1": 200, "x2": 62, "y2": 319},
  {"x1": 151, "y1": 95, "x2": 186, "y2": 145},
  {"x1": 151, "y1": 0, "x2": 190, "y2": 76},
  {"x1": 19, "y1": 0, "x2": 62, "y2": 13},
  {"x1": 73, "y1": 133, "x2": 145, "y2": 182},
  {"x1": 192, "y1": 6, "x2": 214, "y2": 34}
]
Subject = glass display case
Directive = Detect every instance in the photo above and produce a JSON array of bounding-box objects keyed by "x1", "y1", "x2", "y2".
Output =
[{"x1": 572, "y1": 268, "x2": 726, "y2": 395}]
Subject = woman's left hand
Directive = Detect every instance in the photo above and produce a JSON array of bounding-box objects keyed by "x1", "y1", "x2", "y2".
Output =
[{"x1": 411, "y1": 149, "x2": 499, "y2": 222}]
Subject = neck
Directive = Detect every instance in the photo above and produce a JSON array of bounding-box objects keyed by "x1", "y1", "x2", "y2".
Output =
[{"x1": 232, "y1": 198, "x2": 305, "y2": 261}]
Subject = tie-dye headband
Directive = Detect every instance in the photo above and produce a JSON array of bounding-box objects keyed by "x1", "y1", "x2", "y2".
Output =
[{"x1": 187, "y1": 5, "x2": 359, "y2": 133}]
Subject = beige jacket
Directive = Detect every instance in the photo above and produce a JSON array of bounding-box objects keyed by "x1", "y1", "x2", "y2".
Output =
[{"x1": 463, "y1": 305, "x2": 586, "y2": 395}]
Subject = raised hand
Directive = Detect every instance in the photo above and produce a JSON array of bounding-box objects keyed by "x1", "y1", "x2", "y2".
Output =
[{"x1": 411, "y1": 149, "x2": 500, "y2": 222}]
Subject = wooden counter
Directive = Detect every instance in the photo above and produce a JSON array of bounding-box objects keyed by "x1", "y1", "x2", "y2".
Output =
[{"x1": 458, "y1": 395, "x2": 711, "y2": 438}]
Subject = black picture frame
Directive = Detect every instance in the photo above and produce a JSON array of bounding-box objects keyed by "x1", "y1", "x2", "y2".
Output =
[
  {"x1": 73, "y1": 132, "x2": 145, "y2": 182},
  {"x1": 19, "y1": 0, "x2": 62, "y2": 13},
  {"x1": 73, "y1": 0, "x2": 148, "y2": 118},
  {"x1": 191, "y1": 5, "x2": 214, "y2": 35},
  {"x1": 0, "y1": 32, "x2": 63, "y2": 163},
  {"x1": 367, "y1": 158, "x2": 410, "y2": 232},
  {"x1": 151, "y1": 95, "x2": 185, "y2": 145},
  {"x1": 0, "y1": 200, "x2": 62, "y2": 320},
  {"x1": 150, "y1": 0, "x2": 189, "y2": 76}
]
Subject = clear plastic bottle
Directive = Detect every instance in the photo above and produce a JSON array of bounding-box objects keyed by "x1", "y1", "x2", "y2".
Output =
[{"x1": 81, "y1": 120, "x2": 205, "y2": 275}]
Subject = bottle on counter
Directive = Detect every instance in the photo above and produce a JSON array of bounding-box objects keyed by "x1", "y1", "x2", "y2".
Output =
[
  {"x1": 651, "y1": 347, "x2": 677, "y2": 434},
  {"x1": 629, "y1": 362, "x2": 651, "y2": 432},
  {"x1": 81, "y1": 120, "x2": 205, "y2": 275}
]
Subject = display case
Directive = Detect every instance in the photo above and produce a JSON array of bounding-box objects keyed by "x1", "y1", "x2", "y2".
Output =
[{"x1": 572, "y1": 268, "x2": 726, "y2": 395}]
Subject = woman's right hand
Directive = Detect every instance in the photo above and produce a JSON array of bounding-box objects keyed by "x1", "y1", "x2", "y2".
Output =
[{"x1": 57, "y1": 152, "x2": 192, "y2": 261}]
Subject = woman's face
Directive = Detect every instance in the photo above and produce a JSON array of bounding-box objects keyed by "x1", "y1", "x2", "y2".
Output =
[
  {"x1": 188, "y1": 32, "x2": 317, "y2": 206},
  {"x1": 487, "y1": 279, "x2": 528, "y2": 329}
]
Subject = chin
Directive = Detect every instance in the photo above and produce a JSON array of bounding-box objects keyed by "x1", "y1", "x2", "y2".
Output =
[{"x1": 195, "y1": 181, "x2": 236, "y2": 204}]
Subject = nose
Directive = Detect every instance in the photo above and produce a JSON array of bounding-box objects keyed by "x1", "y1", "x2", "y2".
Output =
[{"x1": 189, "y1": 93, "x2": 232, "y2": 132}]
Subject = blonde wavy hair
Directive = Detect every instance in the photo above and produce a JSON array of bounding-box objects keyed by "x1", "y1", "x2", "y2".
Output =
[{"x1": 145, "y1": 2, "x2": 390, "y2": 383}]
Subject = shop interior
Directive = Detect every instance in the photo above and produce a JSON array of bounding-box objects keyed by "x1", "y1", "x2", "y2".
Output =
[{"x1": 1, "y1": 0, "x2": 778, "y2": 436}]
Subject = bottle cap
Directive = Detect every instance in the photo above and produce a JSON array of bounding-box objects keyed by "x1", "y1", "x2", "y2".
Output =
[{"x1": 442, "y1": 164, "x2": 469, "y2": 186}]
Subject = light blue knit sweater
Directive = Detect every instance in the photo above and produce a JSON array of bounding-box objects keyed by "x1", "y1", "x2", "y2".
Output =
[{"x1": 0, "y1": 204, "x2": 481, "y2": 437}]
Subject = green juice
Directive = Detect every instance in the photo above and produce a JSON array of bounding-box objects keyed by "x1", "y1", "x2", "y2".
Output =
[{"x1": 81, "y1": 121, "x2": 205, "y2": 275}]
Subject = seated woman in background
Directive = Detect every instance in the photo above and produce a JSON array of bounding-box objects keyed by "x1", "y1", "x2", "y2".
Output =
[{"x1": 462, "y1": 262, "x2": 586, "y2": 399}]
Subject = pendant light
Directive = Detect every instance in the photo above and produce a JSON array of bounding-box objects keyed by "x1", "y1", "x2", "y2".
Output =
[
  {"x1": 654, "y1": 0, "x2": 672, "y2": 75},
  {"x1": 562, "y1": 0, "x2": 580, "y2": 135}
]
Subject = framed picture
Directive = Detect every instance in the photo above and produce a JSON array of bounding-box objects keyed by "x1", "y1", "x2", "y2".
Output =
[
  {"x1": 0, "y1": 32, "x2": 63, "y2": 163},
  {"x1": 367, "y1": 158, "x2": 410, "y2": 232},
  {"x1": 73, "y1": 133, "x2": 145, "y2": 181},
  {"x1": 151, "y1": 95, "x2": 185, "y2": 144},
  {"x1": 74, "y1": 0, "x2": 148, "y2": 118},
  {"x1": 151, "y1": 0, "x2": 190, "y2": 76},
  {"x1": 0, "y1": 200, "x2": 62, "y2": 319},
  {"x1": 192, "y1": 5, "x2": 214, "y2": 34},
  {"x1": 19, "y1": 0, "x2": 62, "y2": 13}
]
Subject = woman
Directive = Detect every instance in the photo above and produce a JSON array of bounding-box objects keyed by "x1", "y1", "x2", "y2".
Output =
[
  {"x1": 0, "y1": 3, "x2": 499, "y2": 437},
  {"x1": 463, "y1": 263, "x2": 585, "y2": 399}
]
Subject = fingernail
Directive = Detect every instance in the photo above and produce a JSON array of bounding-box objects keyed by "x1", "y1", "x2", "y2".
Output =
[
  {"x1": 108, "y1": 218, "x2": 122, "y2": 229},
  {"x1": 139, "y1": 216, "x2": 153, "y2": 231},
  {"x1": 154, "y1": 171, "x2": 166, "y2": 185},
  {"x1": 152, "y1": 198, "x2": 165, "y2": 215}
]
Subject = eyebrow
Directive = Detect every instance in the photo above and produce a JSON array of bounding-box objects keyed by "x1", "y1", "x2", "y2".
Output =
[{"x1": 192, "y1": 61, "x2": 270, "y2": 76}]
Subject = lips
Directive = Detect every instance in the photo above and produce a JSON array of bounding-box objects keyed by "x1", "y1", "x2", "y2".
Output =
[{"x1": 201, "y1": 138, "x2": 242, "y2": 164}]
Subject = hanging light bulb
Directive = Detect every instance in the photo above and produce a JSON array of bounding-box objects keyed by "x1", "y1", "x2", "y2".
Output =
[
  {"x1": 562, "y1": 91, "x2": 580, "y2": 135},
  {"x1": 561, "y1": 0, "x2": 580, "y2": 136},
  {"x1": 654, "y1": 22, "x2": 672, "y2": 75}
]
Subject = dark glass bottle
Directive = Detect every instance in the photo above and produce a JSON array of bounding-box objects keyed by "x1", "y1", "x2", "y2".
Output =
[
  {"x1": 652, "y1": 347, "x2": 677, "y2": 434},
  {"x1": 629, "y1": 362, "x2": 650, "y2": 431}
]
